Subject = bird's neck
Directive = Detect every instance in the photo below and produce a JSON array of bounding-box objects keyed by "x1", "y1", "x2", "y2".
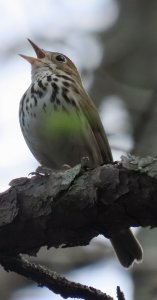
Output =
[
  {"x1": 31, "y1": 66, "x2": 82, "y2": 87},
  {"x1": 31, "y1": 67, "x2": 52, "y2": 82}
]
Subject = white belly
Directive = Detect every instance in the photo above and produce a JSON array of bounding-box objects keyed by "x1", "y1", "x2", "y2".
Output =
[
  {"x1": 19, "y1": 77, "x2": 103, "y2": 169},
  {"x1": 21, "y1": 106, "x2": 102, "y2": 169}
]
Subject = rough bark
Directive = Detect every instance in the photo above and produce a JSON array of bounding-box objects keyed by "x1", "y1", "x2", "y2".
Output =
[
  {"x1": 0, "y1": 155, "x2": 157, "y2": 256},
  {"x1": 0, "y1": 155, "x2": 157, "y2": 299}
]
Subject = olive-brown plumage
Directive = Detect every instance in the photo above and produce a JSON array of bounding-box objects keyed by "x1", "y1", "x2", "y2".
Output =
[{"x1": 19, "y1": 39, "x2": 143, "y2": 267}]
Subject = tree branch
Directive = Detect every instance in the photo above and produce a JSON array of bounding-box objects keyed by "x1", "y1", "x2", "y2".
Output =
[
  {"x1": 116, "y1": 286, "x2": 126, "y2": 300},
  {"x1": 0, "y1": 155, "x2": 157, "y2": 299},
  {"x1": 1, "y1": 255, "x2": 112, "y2": 300},
  {"x1": 0, "y1": 155, "x2": 157, "y2": 255}
]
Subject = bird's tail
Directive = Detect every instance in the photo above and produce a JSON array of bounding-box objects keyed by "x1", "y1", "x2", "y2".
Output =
[{"x1": 110, "y1": 229, "x2": 143, "y2": 268}]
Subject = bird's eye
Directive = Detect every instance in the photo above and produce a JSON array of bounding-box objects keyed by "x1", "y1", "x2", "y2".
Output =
[{"x1": 55, "y1": 54, "x2": 66, "y2": 62}]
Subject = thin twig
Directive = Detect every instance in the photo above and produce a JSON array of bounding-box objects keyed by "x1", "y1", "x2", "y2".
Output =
[
  {"x1": 0, "y1": 255, "x2": 113, "y2": 300},
  {"x1": 117, "y1": 286, "x2": 126, "y2": 300}
]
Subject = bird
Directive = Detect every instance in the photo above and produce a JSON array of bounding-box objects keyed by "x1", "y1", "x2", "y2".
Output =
[{"x1": 19, "y1": 39, "x2": 143, "y2": 267}]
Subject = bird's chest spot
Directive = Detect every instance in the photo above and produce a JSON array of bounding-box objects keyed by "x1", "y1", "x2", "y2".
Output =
[{"x1": 22, "y1": 76, "x2": 87, "y2": 143}]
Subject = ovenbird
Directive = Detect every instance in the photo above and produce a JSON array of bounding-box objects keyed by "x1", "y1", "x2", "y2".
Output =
[{"x1": 19, "y1": 39, "x2": 143, "y2": 267}]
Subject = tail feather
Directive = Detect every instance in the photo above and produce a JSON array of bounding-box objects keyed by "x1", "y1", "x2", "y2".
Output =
[{"x1": 110, "y1": 229, "x2": 143, "y2": 268}]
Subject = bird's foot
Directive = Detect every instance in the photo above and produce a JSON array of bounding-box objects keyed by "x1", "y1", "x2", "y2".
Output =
[
  {"x1": 29, "y1": 165, "x2": 52, "y2": 177},
  {"x1": 61, "y1": 164, "x2": 71, "y2": 170},
  {"x1": 80, "y1": 156, "x2": 90, "y2": 170}
]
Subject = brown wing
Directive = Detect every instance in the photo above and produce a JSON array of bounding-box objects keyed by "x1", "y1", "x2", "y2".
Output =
[{"x1": 78, "y1": 89, "x2": 113, "y2": 164}]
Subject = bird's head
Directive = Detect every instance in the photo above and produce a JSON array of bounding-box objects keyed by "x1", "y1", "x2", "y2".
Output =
[{"x1": 20, "y1": 39, "x2": 81, "y2": 82}]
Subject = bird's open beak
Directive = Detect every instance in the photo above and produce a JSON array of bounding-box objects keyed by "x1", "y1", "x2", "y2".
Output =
[{"x1": 19, "y1": 39, "x2": 46, "y2": 64}]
